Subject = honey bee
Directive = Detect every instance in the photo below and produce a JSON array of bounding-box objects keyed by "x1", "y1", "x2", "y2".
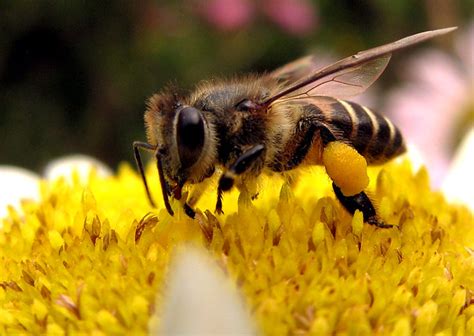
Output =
[{"x1": 134, "y1": 27, "x2": 455, "y2": 228}]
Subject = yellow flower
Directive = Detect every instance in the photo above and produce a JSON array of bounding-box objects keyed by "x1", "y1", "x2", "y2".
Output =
[{"x1": 0, "y1": 159, "x2": 473, "y2": 335}]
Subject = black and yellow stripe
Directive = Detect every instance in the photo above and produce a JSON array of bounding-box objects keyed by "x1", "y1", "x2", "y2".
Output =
[
  {"x1": 270, "y1": 98, "x2": 405, "y2": 172},
  {"x1": 325, "y1": 99, "x2": 405, "y2": 164}
]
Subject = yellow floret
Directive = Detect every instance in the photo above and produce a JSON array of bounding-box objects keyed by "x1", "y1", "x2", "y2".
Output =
[
  {"x1": 0, "y1": 161, "x2": 472, "y2": 335},
  {"x1": 322, "y1": 141, "x2": 369, "y2": 196}
]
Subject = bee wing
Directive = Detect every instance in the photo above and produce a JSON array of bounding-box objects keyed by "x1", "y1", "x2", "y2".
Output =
[
  {"x1": 269, "y1": 53, "x2": 387, "y2": 98},
  {"x1": 265, "y1": 27, "x2": 456, "y2": 105},
  {"x1": 270, "y1": 54, "x2": 323, "y2": 85},
  {"x1": 280, "y1": 55, "x2": 391, "y2": 100}
]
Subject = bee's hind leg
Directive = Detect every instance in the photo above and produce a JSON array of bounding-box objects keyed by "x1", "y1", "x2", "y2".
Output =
[{"x1": 332, "y1": 183, "x2": 392, "y2": 228}]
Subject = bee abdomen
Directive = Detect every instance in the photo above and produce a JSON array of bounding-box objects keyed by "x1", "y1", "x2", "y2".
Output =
[{"x1": 328, "y1": 99, "x2": 405, "y2": 164}]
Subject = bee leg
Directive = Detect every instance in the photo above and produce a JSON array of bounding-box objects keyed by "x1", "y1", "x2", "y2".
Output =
[
  {"x1": 183, "y1": 203, "x2": 196, "y2": 219},
  {"x1": 178, "y1": 168, "x2": 217, "y2": 218},
  {"x1": 133, "y1": 141, "x2": 157, "y2": 207},
  {"x1": 215, "y1": 144, "x2": 265, "y2": 214},
  {"x1": 187, "y1": 180, "x2": 212, "y2": 208},
  {"x1": 332, "y1": 183, "x2": 392, "y2": 228},
  {"x1": 314, "y1": 124, "x2": 391, "y2": 229},
  {"x1": 215, "y1": 188, "x2": 224, "y2": 215}
]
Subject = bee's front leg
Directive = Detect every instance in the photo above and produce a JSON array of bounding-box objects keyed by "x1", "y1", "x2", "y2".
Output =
[
  {"x1": 180, "y1": 176, "x2": 217, "y2": 219},
  {"x1": 215, "y1": 144, "x2": 265, "y2": 214},
  {"x1": 183, "y1": 203, "x2": 196, "y2": 218},
  {"x1": 170, "y1": 183, "x2": 197, "y2": 219}
]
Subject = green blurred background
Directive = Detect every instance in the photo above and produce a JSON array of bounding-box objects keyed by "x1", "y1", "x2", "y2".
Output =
[{"x1": 0, "y1": 0, "x2": 471, "y2": 172}]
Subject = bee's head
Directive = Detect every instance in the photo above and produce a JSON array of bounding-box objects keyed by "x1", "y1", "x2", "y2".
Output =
[{"x1": 144, "y1": 91, "x2": 216, "y2": 186}]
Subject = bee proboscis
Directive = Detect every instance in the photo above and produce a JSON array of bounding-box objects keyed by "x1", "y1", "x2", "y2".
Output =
[{"x1": 133, "y1": 27, "x2": 456, "y2": 227}]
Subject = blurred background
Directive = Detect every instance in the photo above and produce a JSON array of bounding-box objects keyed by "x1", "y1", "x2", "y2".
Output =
[{"x1": 0, "y1": 0, "x2": 472, "y2": 186}]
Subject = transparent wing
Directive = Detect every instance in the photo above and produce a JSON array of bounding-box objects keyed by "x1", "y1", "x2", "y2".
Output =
[
  {"x1": 275, "y1": 55, "x2": 390, "y2": 102},
  {"x1": 270, "y1": 54, "x2": 325, "y2": 85},
  {"x1": 264, "y1": 27, "x2": 456, "y2": 106}
]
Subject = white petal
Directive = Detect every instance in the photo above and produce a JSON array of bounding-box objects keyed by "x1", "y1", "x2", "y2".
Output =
[
  {"x1": 0, "y1": 166, "x2": 40, "y2": 219},
  {"x1": 442, "y1": 129, "x2": 474, "y2": 211},
  {"x1": 151, "y1": 246, "x2": 257, "y2": 335},
  {"x1": 44, "y1": 154, "x2": 112, "y2": 183}
]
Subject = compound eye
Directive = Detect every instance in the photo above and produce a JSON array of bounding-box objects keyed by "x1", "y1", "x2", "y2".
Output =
[{"x1": 176, "y1": 106, "x2": 205, "y2": 168}]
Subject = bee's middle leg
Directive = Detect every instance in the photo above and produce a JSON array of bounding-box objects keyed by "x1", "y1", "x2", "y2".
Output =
[{"x1": 332, "y1": 183, "x2": 392, "y2": 228}]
